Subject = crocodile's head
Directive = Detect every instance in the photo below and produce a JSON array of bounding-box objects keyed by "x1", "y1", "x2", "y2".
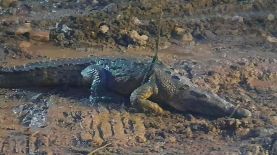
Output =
[{"x1": 169, "y1": 87, "x2": 252, "y2": 118}]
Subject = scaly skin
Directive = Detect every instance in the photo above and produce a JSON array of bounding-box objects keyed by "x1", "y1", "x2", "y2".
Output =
[
  {"x1": 81, "y1": 58, "x2": 251, "y2": 118},
  {"x1": 130, "y1": 65, "x2": 251, "y2": 118},
  {"x1": 0, "y1": 57, "x2": 251, "y2": 118}
]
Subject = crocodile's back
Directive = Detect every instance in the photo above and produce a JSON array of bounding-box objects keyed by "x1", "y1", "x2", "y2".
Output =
[
  {"x1": 106, "y1": 59, "x2": 149, "y2": 95},
  {"x1": 0, "y1": 57, "x2": 151, "y2": 89}
]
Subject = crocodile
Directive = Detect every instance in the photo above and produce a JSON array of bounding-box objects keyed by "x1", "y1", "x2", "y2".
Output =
[{"x1": 0, "y1": 57, "x2": 251, "y2": 118}]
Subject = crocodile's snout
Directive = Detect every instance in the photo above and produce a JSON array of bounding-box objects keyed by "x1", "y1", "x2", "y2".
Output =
[{"x1": 170, "y1": 89, "x2": 252, "y2": 118}]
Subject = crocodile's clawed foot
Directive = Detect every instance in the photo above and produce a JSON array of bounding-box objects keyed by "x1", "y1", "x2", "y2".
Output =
[
  {"x1": 140, "y1": 102, "x2": 165, "y2": 115},
  {"x1": 130, "y1": 82, "x2": 165, "y2": 115}
]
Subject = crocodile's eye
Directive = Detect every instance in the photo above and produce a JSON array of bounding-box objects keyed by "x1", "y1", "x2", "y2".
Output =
[{"x1": 190, "y1": 90, "x2": 208, "y2": 98}]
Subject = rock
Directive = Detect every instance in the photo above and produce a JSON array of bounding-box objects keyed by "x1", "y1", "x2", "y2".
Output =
[
  {"x1": 181, "y1": 33, "x2": 194, "y2": 42},
  {"x1": 166, "y1": 136, "x2": 176, "y2": 143},
  {"x1": 204, "y1": 30, "x2": 216, "y2": 39},
  {"x1": 174, "y1": 27, "x2": 185, "y2": 34},
  {"x1": 60, "y1": 24, "x2": 72, "y2": 33},
  {"x1": 99, "y1": 25, "x2": 109, "y2": 34},
  {"x1": 132, "y1": 17, "x2": 142, "y2": 25},
  {"x1": 30, "y1": 31, "x2": 50, "y2": 42},
  {"x1": 16, "y1": 22, "x2": 32, "y2": 36},
  {"x1": 185, "y1": 114, "x2": 195, "y2": 121},
  {"x1": 267, "y1": 14, "x2": 275, "y2": 21},
  {"x1": 129, "y1": 30, "x2": 148, "y2": 46},
  {"x1": 0, "y1": 0, "x2": 17, "y2": 7},
  {"x1": 232, "y1": 15, "x2": 244, "y2": 23},
  {"x1": 173, "y1": 27, "x2": 194, "y2": 44}
]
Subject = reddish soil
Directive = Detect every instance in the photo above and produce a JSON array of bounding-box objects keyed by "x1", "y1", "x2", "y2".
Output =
[{"x1": 0, "y1": 0, "x2": 276, "y2": 154}]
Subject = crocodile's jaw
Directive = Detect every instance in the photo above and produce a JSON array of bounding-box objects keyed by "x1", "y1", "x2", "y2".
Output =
[{"x1": 169, "y1": 88, "x2": 251, "y2": 118}]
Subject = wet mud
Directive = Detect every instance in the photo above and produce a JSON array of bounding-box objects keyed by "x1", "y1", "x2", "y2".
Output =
[{"x1": 0, "y1": 0, "x2": 277, "y2": 154}]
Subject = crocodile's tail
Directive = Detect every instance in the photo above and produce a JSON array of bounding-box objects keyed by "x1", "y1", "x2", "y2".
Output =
[{"x1": 0, "y1": 59, "x2": 95, "y2": 88}]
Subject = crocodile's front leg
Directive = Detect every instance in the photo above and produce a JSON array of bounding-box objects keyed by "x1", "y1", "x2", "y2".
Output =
[
  {"x1": 81, "y1": 65, "x2": 111, "y2": 104},
  {"x1": 130, "y1": 82, "x2": 164, "y2": 114}
]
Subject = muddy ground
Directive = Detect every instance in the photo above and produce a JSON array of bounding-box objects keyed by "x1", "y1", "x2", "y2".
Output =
[{"x1": 0, "y1": 0, "x2": 276, "y2": 154}]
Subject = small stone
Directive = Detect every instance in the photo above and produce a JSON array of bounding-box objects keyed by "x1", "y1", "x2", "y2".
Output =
[
  {"x1": 174, "y1": 27, "x2": 185, "y2": 34},
  {"x1": 167, "y1": 136, "x2": 176, "y2": 143},
  {"x1": 60, "y1": 24, "x2": 72, "y2": 33},
  {"x1": 129, "y1": 30, "x2": 148, "y2": 45},
  {"x1": 181, "y1": 33, "x2": 194, "y2": 42},
  {"x1": 232, "y1": 15, "x2": 244, "y2": 23},
  {"x1": 140, "y1": 35, "x2": 148, "y2": 41},
  {"x1": 99, "y1": 25, "x2": 109, "y2": 34},
  {"x1": 92, "y1": 0, "x2": 98, "y2": 4},
  {"x1": 16, "y1": 22, "x2": 32, "y2": 36},
  {"x1": 185, "y1": 114, "x2": 195, "y2": 121},
  {"x1": 30, "y1": 31, "x2": 50, "y2": 42},
  {"x1": 204, "y1": 30, "x2": 216, "y2": 39},
  {"x1": 132, "y1": 17, "x2": 142, "y2": 25},
  {"x1": 173, "y1": 27, "x2": 194, "y2": 44},
  {"x1": 267, "y1": 13, "x2": 275, "y2": 21}
]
